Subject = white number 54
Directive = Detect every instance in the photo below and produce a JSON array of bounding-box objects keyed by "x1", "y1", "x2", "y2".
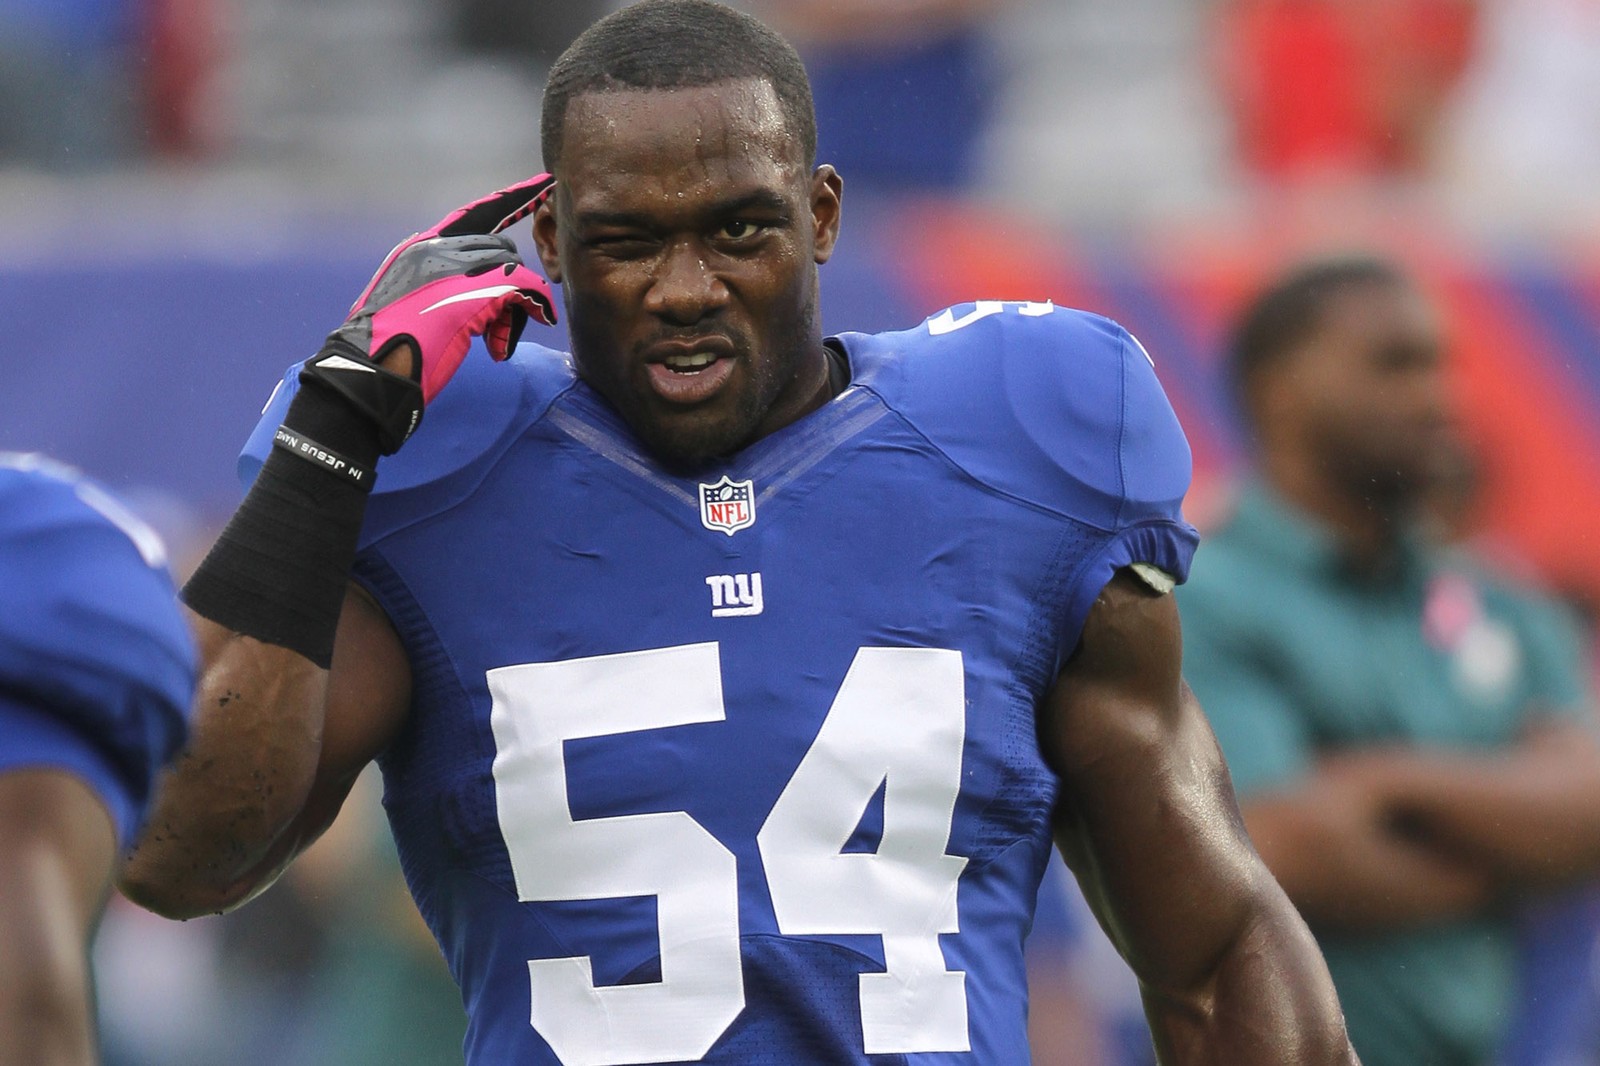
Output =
[{"x1": 489, "y1": 642, "x2": 970, "y2": 1065}]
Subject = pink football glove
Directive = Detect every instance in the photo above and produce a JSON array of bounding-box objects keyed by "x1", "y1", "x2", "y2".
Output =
[{"x1": 301, "y1": 174, "x2": 558, "y2": 452}]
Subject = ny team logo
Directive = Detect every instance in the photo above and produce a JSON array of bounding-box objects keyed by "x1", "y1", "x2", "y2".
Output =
[
  {"x1": 698, "y1": 475, "x2": 755, "y2": 535},
  {"x1": 706, "y1": 572, "x2": 763, "y2": 617}
]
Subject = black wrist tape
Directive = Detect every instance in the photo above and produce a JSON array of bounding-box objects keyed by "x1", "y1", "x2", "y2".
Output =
[{"x1": 181, "y1": 381, "x2": 385, "y2": 669}]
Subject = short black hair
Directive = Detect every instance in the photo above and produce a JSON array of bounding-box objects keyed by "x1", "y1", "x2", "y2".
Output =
[
  {"x1": 1228, "y1": 254, "x2": 1409, "y2": 407},
  {"x1": 540, "y1": 0, "x2": 817, "y2": 176}
]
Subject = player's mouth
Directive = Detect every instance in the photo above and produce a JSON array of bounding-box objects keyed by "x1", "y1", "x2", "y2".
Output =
[{"x1": 644, "y1": 339, "x2": 737, "y2": 405}]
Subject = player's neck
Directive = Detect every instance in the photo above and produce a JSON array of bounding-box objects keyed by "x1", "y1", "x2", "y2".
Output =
[{"x1": 750, "y1": 345, "x2": 840, "y2": 443}]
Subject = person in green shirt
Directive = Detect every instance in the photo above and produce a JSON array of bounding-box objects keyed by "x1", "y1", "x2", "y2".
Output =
[{"x1": 1178, "y1": 255, "x2": 1600, "y2": 1066}]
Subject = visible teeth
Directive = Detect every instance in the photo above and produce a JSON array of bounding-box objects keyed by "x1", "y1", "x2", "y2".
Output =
[{"x1": 663, "y1": 352, "x2": 718, "y2": 371}]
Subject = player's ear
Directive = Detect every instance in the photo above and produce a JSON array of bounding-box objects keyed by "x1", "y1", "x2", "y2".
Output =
[
  {"x1": 532, "y1": 195, "x2": 564, "y2": 284},
  {"x1": 810, "y1": 165, "x2": 842, "y2": 266}
]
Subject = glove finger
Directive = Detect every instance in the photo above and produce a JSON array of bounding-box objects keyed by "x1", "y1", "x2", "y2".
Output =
[
  {"x1": 501, "y1": 263, "x2": 558, "y2": 326},
  {"x1": 487, "y1": 306, "x2": 528, "y2": 362},
  {"x1": 523, "y1": 287, "x2": 557, "y2": 328},
  {"x1": 429, "y1": 173, "x2": 557, "y2": 239},
  {"x1": 480, "y1": 291, "x2": 551, "y2": 361},
  {"x1": 421, "y1": 295, "x2": 528, "y2": 393},
  {"x1": 464, "y1": 245, "x2": 527, "y2": 277}
]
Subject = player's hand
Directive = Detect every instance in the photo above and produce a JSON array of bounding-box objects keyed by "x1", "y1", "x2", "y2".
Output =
[
  {"x1": 340, "y1": 172, "x2": 558, "y2": 399},
  {"x1": 302, "y1": 174, "x2": 559, "y2": 453}
]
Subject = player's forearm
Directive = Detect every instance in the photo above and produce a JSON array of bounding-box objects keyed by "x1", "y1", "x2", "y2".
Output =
[
  {"x1": 120, "y1": 614, "x2": 327, "y2": 918},
  {"x1": 1050, "y1": 584, "x2": 1358, "y2": 1061},
  {"x1": 1143, "y1": 882, "x2": 1359, "y2": 1066}
]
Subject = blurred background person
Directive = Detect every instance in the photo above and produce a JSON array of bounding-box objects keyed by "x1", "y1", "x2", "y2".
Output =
[
  {"x1": 273, "y1": 768, "x2": 470, "y2": 1066},
  {"x1": 0, "y1": 453, "x2": 194, "y2": 1065},
  {"x1": 1176, "y1": 256, "x2": 1600, "y2": 1066}
]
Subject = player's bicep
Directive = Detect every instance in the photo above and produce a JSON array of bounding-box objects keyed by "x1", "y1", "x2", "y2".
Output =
[
  {"x1": 201, "y1": 583, "x2": 410, "y2": 899},
  {"x1": 278, "y1": 583, "x2": 410, "y2": 854},
  {"x1": 1041, "y1": 570, "x2": 1267, "y2": 995},
  {"x1": 325, "y1": 582, "x2": 410, "y2": 770}
]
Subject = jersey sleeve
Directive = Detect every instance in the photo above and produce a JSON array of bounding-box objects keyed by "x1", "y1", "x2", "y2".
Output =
[
  {"x1": 845, "y1": 303, "x2": 1200, "y2": 659},
  {"x1": 0, "y1": 457, "x2": 196, "y2": 847},
  {"x1": 237, "y1": 343, "x2": 575, "y2": 547},
  {"x1": 1042, "y1": 311, "x2": 1200, "y2": 655}
]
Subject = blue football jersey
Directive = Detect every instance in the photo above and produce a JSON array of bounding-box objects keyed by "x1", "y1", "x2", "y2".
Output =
[
  {"x1": 243, "y1": 301, "x2": 1198, "y2": 1064},
  {"x1": 0, "y1": 454, "x2": 195, "y2": 847}
]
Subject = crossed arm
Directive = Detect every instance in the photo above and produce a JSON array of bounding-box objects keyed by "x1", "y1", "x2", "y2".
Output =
[
  {"x1": 1244, "y1": 716, "x2": 1600, "y2": 933},
  {"x1": 1373, "y1": 718, "x2": 1600, "y2": 886},
  {"x1": 1041, "y1": 571, "x2": 1358, "y2": 1065}
]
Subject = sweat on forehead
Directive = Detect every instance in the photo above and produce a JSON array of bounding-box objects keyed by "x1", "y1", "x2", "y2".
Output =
[{"x1": 557, "y1": 80, "x2": 803, "y2": 180}]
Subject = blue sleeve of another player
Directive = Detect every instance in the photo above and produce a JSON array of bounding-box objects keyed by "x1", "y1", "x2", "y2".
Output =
[
  {"x1": 0, "y1": 696, "x2": 149, "y2": 845},
  {"x1": 0, "y1": 460, "x2": 196, "y2": 847}
]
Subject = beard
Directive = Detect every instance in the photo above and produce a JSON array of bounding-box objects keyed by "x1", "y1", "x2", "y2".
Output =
[
  {"x1": 570, "y1": 289, "x2": 820, "y2": 472},
  {"x1": 631, "y1": 376, "x2": 775, "y2": 471}
]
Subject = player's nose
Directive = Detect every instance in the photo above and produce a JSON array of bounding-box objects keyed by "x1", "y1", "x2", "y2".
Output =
[{"x1": 644, "y1": 240, "x2": 729, "y2": 325}]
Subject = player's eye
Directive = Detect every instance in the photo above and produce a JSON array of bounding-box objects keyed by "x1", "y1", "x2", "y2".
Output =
[
  {"x1": 717, "y1": 220, "x2": 763, "y2": 241},
  {"x1": 588, "y1": 232, "x2": 658, "y2": 258}
]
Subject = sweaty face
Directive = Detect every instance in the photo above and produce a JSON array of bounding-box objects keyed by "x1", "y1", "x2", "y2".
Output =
[
  {"x1": 534, "y1": 79, "x2": 840, "y2": 468},
  {"x1": 1279, "y1": 281, "x2": 1455, "y2": 506}
]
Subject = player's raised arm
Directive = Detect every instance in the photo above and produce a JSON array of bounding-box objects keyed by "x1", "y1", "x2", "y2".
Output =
[
  {"x1": 1042, "y1": 570, "x2": 1359, "y2": 1065},
  {"x1": 120, "y1": 177, "x2": 559, "y2": 919}
]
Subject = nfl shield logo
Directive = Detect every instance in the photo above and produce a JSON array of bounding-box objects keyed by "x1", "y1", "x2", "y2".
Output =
[{"x1": 698, "y1": 475, "x2": 756, "y2": 536}]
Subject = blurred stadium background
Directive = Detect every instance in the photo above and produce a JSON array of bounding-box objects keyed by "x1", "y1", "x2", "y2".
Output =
[{"x1": 4, "y1": 0, "x2": 1600, "y2": 1061}]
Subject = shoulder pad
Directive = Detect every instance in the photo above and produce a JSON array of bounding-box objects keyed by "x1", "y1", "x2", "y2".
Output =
[
  {"x1": 842, "y1": 302, "x2": 1194, "y2": 536},
  {"x1": 841, "y1": 303, "x2": 1199, "y2": 659}
]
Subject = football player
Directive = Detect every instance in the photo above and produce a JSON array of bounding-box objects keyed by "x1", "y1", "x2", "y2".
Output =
[{"x1": 123, "y1": 2, "x2": 1358, "y2": 1061}]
